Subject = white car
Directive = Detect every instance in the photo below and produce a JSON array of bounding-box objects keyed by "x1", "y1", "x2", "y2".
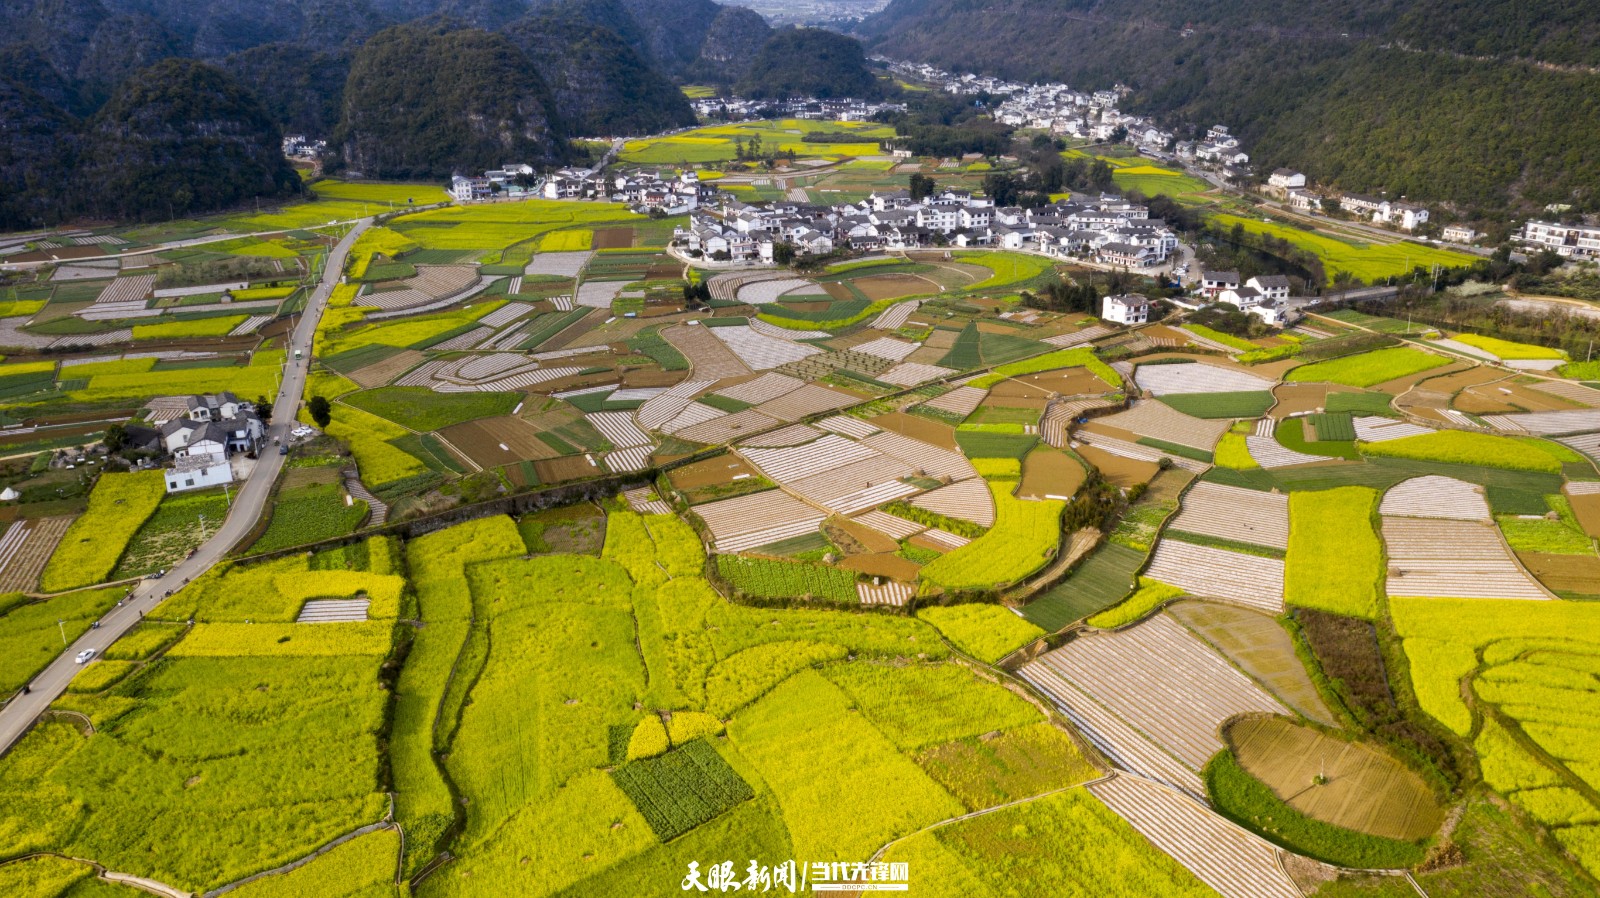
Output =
[{"x1": 75, "y1": 649, "x2": 96, "y2": 665}]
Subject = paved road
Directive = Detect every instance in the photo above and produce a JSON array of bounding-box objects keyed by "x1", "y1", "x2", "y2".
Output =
[{"x1": 0, "y1": 219, "x2": 371, "y2": 755}]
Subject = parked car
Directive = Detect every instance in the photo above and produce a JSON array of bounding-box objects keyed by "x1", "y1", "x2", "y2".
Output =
[{"x1": 75, "y1": 649, "x2": 96, "y2": 665}]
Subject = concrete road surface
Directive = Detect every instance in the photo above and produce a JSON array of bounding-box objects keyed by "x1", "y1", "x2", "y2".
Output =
[{"x1": 0, "y1": 219, "x2": 372, "y2": 755}]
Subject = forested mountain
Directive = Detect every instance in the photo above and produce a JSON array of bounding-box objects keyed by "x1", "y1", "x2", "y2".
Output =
[
  {"x1": 0, "y1": 0, "x2": 882, "y2": 228},
  {"x1": 336, "y1": 25, "x2": 566, "y2": 179},
  {"x1": 860, "y1": 0, "x2": 1600, "y2": 215},
  {"x1": 739, "y1": 27, "x2": 882, "y2": 99}
]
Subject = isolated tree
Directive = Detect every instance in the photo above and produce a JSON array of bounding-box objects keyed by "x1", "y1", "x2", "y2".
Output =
[
  {"x1": 909, "y1": 173, "x2": 937, "y2": 201},
  {"x1": 308, "y1": 395, "x2": 332, "y2": 428},
  {"x1": 254, "y1": 395, "x2": 274, "y2": 422},
  {"x1": 102, "y1": 424, "x2": 129, "y2": 454},
  {"x1": 773, "y1": 242, "x2": 797, "y2": 265}
]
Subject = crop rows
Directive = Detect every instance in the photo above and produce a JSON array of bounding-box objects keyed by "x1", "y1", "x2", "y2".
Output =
[
  {"x1": 852, "y1": 337, "x2": 919, "y2": 361},
  {"x1": 816, "y1": 414, "x2": 880, "y2": 440},
  {"x1": 673, "y1": 408, "x2": 782, "y2": 445},
  {"x1": 655, "y1": 325, "x2": 748, "y2": 380},
  {"x1": 635, "y1": 378, "x2": 717, "y2": 430},
  {"x1": 524, "y1": 251, "x2": 591, "y2": 277},
  {"x1": 1090, "y1": 775, "x2": 1303, "y2": 898},
  {"x1": 865, "y1": 430, "x2": 978, "y2": 481},
  {"x1": 711, "y1": 372, "x2": 803, "y2": 405},
  {"x1": 587, "y1": 411, "x2": 652, "y2": 448},
  {"x1": 1043, "y1": 324, "x2": 1112, "y2": 348},
  {"x1": 1244, "y1": 434, "x2": 1332, "y2": 468},
  {"x1": 735, "y1": 277, "x2": 817, "y2": 305},
  {"x1": 853, "y1": 509, "x2": 925, "y2": 540},
  {"x1": 604, "y1": 445, "x2": 652, "y2": 473},
  {"x1": 921, "y1": 385, "x2": 987, "y2": 417},
  {"x1": 1098, "y1": 401, "x2": 1229, "y2": 451},
  {"x1": 610, "y1": 740, "x2": 755, "y2": 842},
  {"x1": 0, "y1": 516, "x2": 73, "y2": 593},
  {"x1": 94, "y1": 274, "x2": 156, "y2": 304},
  {"x1": 1351, "y1": 415, "x2": 1433, "y2": 442},
  {"x1": 711, "y1": 324, "x2": 821, "y2": 370},
  {"x1": 857, "y1": 579, "x2": 914, "y2": 605},
  {"x1": 910, "y1": 477, "x2": 996, "y2": 527},
  {"x1": 1382, "y1": 517, "x2": 1549, "y2": 599},
  {"x1": 1133, "y1": 362, "x2": 1275, "y2": 396},
  {"x1": 752, "y1": 383, "x2": 857, "y2": 421},
  {"x1": 878, "y1": 361, "x2": 956, "y2": 386},
  {"x1": 694, "y1": 489, "x2": 826, "y2": 552},
  {"x1": 1379, "y1": 475, "x2": 1491, "y2": 520},
  {"x1": 1074, "y1": 432, "x2": 1210, "y2": 472},
  {"x1": 362, "y1": 265, "x2": 478, "y2": 311},
  {"x1": 1143, "y1": 540, "x2": 1285, "y2": 613},
  {"x1": 716, "y1": 555, "x2": 858, "y2": 602},
  {"x1": 659, "y1": 401, "x2": 725, "y2": 434},
  {"x1": 793, "y1": 455, "x2": 920, "y2": 515},
  {"x1": 870, "y1": 300, "x2": 919, "y2": 330},
  {"x1": 1033, "y1": 615, "x2": 1287, "y2": 769},
  {"x1": 1482, "y1": 408, "x2": 1600, "y2": 436},
  {"x1": 1169, "y1": 482, "x2": 1289, "y2": 550},
  {"x1": 739, "y1": 423, "x2": 824, "y2": 447}
]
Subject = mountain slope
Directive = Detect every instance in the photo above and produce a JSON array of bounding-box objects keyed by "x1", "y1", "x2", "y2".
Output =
[
  {"x1": 862, "y1": 0, "x2": 1600, "y2": 214},
  {"x1": 335, "y1": 24, "x2": 567, "y2": 179}
]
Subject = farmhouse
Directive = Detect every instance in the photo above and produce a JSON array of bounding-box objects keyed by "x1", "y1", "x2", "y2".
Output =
[
  {"x1": 1268, "y1": 169, "x2": 1306, "y2": 191},
  {"x1": 164, "y1": 452, "x2": 233, "y2": 494},
  {"x1": 159, "y1": 393, "x2": 264, "y2": 457},
  {"x1": 1441, "y1": 224, "x2": 1480, "y2": 244},
  {"x1": 1102, "y1": 293, "x2": 1150, "y2": 325},
  {"x1": 1199, "y1": 270, "x2": 1241, "y2": 298}
]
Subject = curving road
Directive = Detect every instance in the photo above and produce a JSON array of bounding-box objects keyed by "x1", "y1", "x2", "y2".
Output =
[{"x1": 0, "y1": 219, "x2": 371, "y2": 755}]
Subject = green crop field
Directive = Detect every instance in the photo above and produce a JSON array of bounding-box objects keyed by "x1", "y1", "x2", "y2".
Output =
[
  {"x1": 1209, "y1": 213, "x2": 1477, "y2": 281},
  {"x1": 343, "y1": 387, "x2": 521, "y2": 432},
  {"x1": 0, "y1": 587, "x2": 122, "y2": 696},
  {"x1": 1158, "y1": 391, "x2": 1276, "y2": 419},
  {"x1": 715, "y1": 555, "x2": 858, "y2": 603},
  {"x1": 1361, "y1": 431, "x2": 1571, "y2": 473},
  {"x1": 917, "y1": 603, "x2": 1045, "y2": 662},
  {"x1": 1285, "y1": 346, "x2": 1450, "y2": 387},
  {"x1": 112, "y1": 489, "x2": 230, "y2": 578},
  {"x1": 921, "y1": 484, "x2": 1063, "y2": 590},
  {"x1": 620, "y1": 119, "x2": 894, "y2": 164},
  {"x1": 1285, "y1": 487, "x2": 1383, "y2": 618},
  {"x1": 40, "y1": 471, "x2": 166, "y2": 592},
  {"x1": 1022, "y1": 542, "x2": 1144, "y2": 630},
  {"x1": 249, "y1": 480, "x2": 370, "y2": 554},
  {"x1": 1112, "y1": 164, "x2": 1214, "y2": 203}
]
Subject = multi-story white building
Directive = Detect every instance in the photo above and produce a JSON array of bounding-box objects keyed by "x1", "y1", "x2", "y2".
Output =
[
  {"x1": 1102, "y1": 293, "x2": 1150, "y2": 325},
  {"x1": 1520, "y1": 220, "x2": 1600, "y2": 259}
]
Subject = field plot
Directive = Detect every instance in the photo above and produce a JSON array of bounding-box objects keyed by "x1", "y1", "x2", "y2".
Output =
[
  {"x1": 1168, "y1": 603, "x2": 1334, "y2": 725},
  {"x1": 693, "y1": 489, "x2": 827, "y2": 552},
  {"x1": 39, "y1": 470, "x2": 165, "y2": 592},
  {"x1": 878, "y1": 361, "x2": 956, "y2": 386},
  {"x1": 1209, "y1": 213, "x2": 1475, "y2": 281},
  {"x1": 661, "y1": 325, "x2": 750, "y2": 380},
  {"x1": 910, "y1": 477, "x2": 996, "y2": 526},
  {"x1": 1227, "y1": 716, "x2": 1444, "y2": 841},
  {"x1": 0, "y1": 516, "x2": 73, "y2": 592},
  {"x1": 710, "y1": 324, "x2": 820, "y2": 370},
  {"x1": 1285, "y1": 347, "x2": 1450, "y2": 388},
  {"x1": 1143, "y1": 540, "x2": 1285, "y2": 613},
  {"x1": 1285, "y1": 487, "x2": 1383, "y2": 619},
  {"x1": 610, "y1": 740, "x2": 755, "y2": 841},
  {"x1": 1094, "y1": 401, "x2": 1229, "y2": 450},
  {"x1": 1090, "y1": 774, "x2": 1303, "y2": 898},
  {"x1": 864, "y1": 430, "x2": 978, "y2": 481},
  {"x1": 1352, "y1": 415, "x2": 1433, "y2": 442},
  {"x1": 1029, "y1": 615, "x2": 1288, "y2": 770},
  {"x1": 1379, "y1": 475, "x2": 1491, "y2": 520},
  {"x1": 439, "y1": 415, "x2": 558, "y2": 468},
  {"x1": 1169, "y1": 482, "x2": 1289, "y2": 550},
  {"x1": 1382, "y1": 517, "x2": 1549, "y2": 599},
  {"x1": 1245, "y1": 432, "x2": 1333, "y2": 468},
  {"x1": 753, "y1": 383, "x2": 858, "y2": 421},
  {"x1": 1482, "y1": 408, "x2": 1600, "y2": 436},
  {"x1": 1134, "y1": 361, "x2": 1276, "y2": 396}
]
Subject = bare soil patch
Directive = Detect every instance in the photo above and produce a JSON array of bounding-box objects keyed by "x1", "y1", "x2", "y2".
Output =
[
  {"x1": 668, "y1": 454, "x2": 759, "y2": 490},
  {"x1": 1075, "y1": 443, "x2": 1160, "y2": 487},
  {"x1": 1518, "y1": 551, "x2": 1600, "y2": 596},
  {"x1": 1168, "y1": 602, "x2": 1334, "y2": 725},
  {"x1": 592, "y1": 228, "x2": 634, "y2": 250},
  {"x1": 822, "y1": 281, "x2": 856, "y2": 302},
  {"x1": 1226, "y1": 715, "x2": 1445, "y2": 841},
  {"x1": 1007, "y1": 368, "x2": 1114, "y2": 397},
  {"x1": 535, "y1": 454, "x2": 601, "y2": 482},
  {"x1": 831, "y1": 516, "x2": 900, "y2": 555},
  {"x1": 838, "y1": 552, "x2": 922, "y2": 581},
  {"x1": 441, "y1": 415, "x2": 555, "y2": 468},
  {"x1": 1018, "y1": 448, "x2": 1087, "y2": 500},
  {"x1": 869, "y1": 411, "x2": 958, "y2": 449},
  {"x1": 854, "y1": 273, "x2": 939, "y2": 302}
]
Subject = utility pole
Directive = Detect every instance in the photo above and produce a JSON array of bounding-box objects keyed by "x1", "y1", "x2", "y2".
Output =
[{"x1": 58, "y1": 619, "x2": 66, "y2": 646}]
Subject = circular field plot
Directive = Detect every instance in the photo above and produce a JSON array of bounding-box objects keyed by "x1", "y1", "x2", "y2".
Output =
[{"x1": 1227, "y1": 716, "x2": 1443, "y2": 841}]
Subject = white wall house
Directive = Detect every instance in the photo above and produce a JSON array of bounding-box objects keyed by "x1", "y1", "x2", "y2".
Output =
[
  {"x1": 164, "y1": 453, "x2": 232, "y2": 494},
  {"x1": 1102, "y1": 293, "x2": 1150, "y2": 325}
]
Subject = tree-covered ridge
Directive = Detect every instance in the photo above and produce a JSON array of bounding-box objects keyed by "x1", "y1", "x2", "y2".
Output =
[
  {"x1": 336, "y1": 24, "x2": 567, "y2": 179},
  {"x1": 738, "y1": 27, "x2": 883, "y2": 100},
  {"x1": 862, "y1": 0, "x2": 1600, "y2": 215}
]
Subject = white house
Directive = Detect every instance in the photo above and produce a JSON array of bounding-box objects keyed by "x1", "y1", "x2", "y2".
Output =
[
  {"x1": 1200, "y1": 270, "x2": 1241, "y2": 298},
  {"x1": 1441, "y1": 225, "x2": 1480, "y2": 244},
  {"x1": 1102, "y1": 293, "x2": 1150, "y2": 325},
  {"x1": 1246, "y1": 275, "x2": 1291, "y2": 303},
  {"x1": 164, "y1": 453, "x2": 233, "y2": 494},
  {"x1": 1268, "y1": 169, "x2": 1306, "y2": 191}
]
